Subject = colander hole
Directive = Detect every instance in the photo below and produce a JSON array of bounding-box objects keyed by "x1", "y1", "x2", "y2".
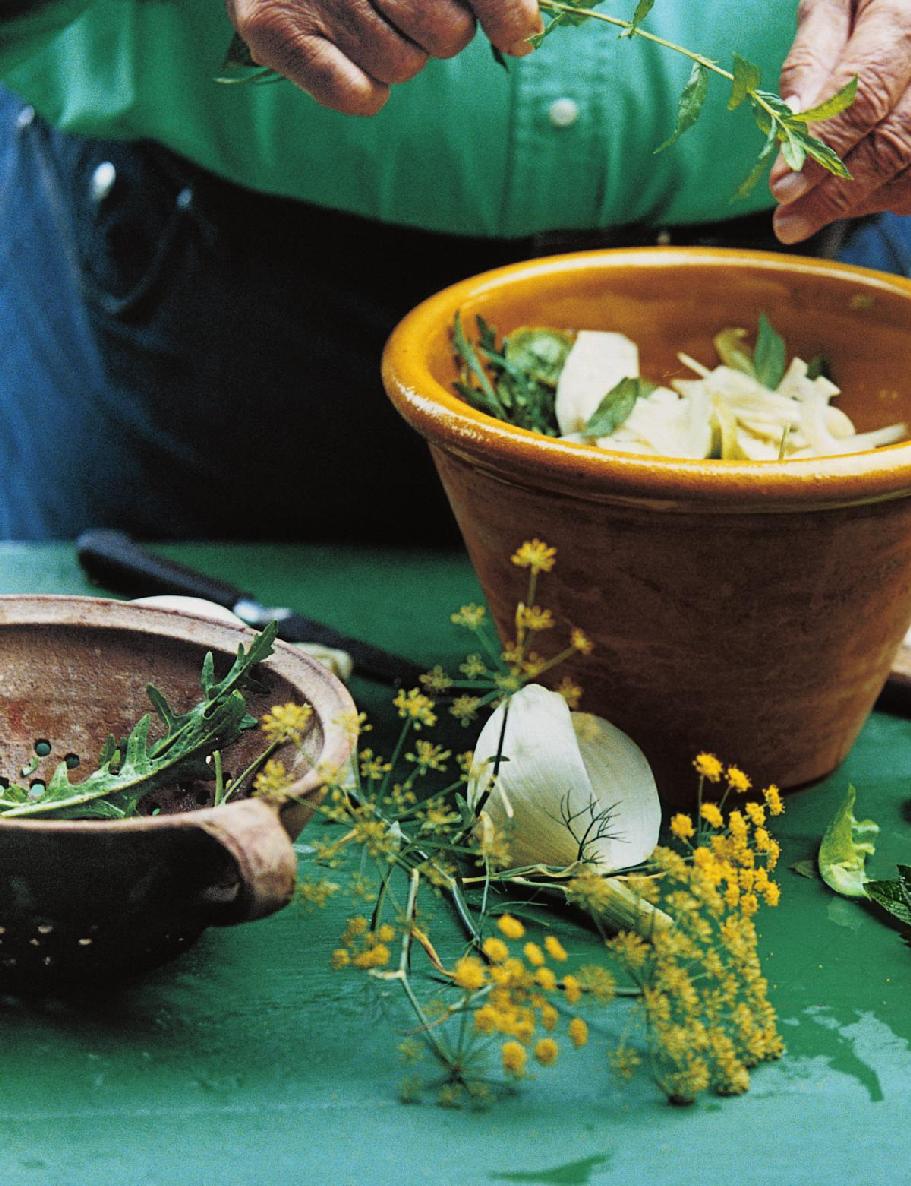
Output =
[
  {"x1": 33, "y1": 739, "x2": 51, "y2": 757},
  {"x1": 0, "y1": 778, "x2": 8, "y2": 790},
  {"x1": 65, "y1": 753, "x2": 80, "y2": 769},
  {"x1": 77, "y1": 938, "x2": 92, "y2": 947},
  {"x1": 36, "y1": 925, "x2": 53, "y2": 935},
  {"x1": 28, "y1": 780, "x2": 46, "y2": 799}
]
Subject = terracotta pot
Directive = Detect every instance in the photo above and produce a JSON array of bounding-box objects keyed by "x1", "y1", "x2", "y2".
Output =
[
  {"x1": 382, "y1": 247, "x2": 911, "y2": 802},
  {"x1": 0, "y1": 597, "x2": 355, "y2": 990}
]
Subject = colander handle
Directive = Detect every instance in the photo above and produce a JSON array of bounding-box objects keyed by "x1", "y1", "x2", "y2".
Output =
[{"x1": 196, "y1": 798, "x2": 300, "y2": 924}]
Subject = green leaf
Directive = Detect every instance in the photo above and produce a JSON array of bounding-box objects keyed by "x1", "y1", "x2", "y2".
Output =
[
  {"x1": 216, "y1": 32, "x2": 283, "y2": 85},
  {"x1": 753, "y1": 313, "x2": 787, "y2": 390},
  {"x1": 805, "y1": 354, "x2": 831, "y2": 381},
  {"x1": 818, "y1": 785, "x2": 880, "y2": 898},
  {"x1": 790, "y1": 859, "x2": 820, "y2": 881},
  {"x1": 625, "y1": 0, "x2": 655, "y2": 35},
  {"x1": 790, "y1": 76, "x2": 858, "y2": 124},
  {"x1": 779, "y1": 126, "x2": 807, "y2": 173},
  {"x1": 582, "y1": 377, "x2": 656, "y2": 438},
  {"x1": 729, "y1": 54, "x2": 761, "y2": 111},
  {"x1": 733, "y1": 125, "x2": 778, "y2": 200},
  {"x1": 451, "y1": 312, "x2": 508, "y2": 422},
  {"x1": 0, "y1": 624, "x2": 278, "y2": 820},
  {"x1": 655, "y1": 62, "x2": 709, "y2": 153},
  {"x1": 714, "y1": 327, "x2": 756, "y2": 377},
  {"x1": 864, "y1": 871, "x2": 911, "y2": 927},
  {"x1": 504, "y1": 328, "x2": 573, "y2": 388}
]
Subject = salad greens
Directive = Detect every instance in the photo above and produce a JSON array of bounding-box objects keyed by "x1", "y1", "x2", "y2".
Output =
[{"x1": 0, "y1": 623, "x2": 278, "y2": 820}]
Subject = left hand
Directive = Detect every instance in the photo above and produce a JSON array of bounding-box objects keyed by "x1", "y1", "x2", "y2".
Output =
[{"x1": 770, "y1": 0, "x2": 911, "y2": 244}]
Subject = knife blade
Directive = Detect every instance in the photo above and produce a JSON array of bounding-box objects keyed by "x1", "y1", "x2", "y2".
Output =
[{"x1": 75, "y1": 529, "x2": 426, "y2": 687}]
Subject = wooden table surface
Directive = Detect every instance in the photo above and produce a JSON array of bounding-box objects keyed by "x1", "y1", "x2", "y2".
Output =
[{"x1": 0, "y1": 541, "x2": 908, "y2": 1186}]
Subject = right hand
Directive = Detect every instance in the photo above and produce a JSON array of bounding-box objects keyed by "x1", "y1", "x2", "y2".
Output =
[{"x1": 225, "y1": 0, "x2": 542, "y2": 116}]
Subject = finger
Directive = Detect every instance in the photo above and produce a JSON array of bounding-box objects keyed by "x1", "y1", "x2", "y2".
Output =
[
  {"x1": 322, "y1": 0, "x2": 429, "y2": 86},
  {"x1": 372, "y1": 0, "x2": 476, "y2": 58},
  {"x1": 779, "y1": 0, "x2": 853, "y2": 113},
  {"x1": 237, "y1": 12, "x2": 391, "y2": 115},
  {"x1": 469, "y1": 0, "x2": 542, "y2": 56},
  {"x1": 774, "y1": 97, "x2": 911, "y2": 242}
]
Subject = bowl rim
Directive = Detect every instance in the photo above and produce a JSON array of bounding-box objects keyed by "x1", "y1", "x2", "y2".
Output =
[
  {"x1": 0, "y1": 595, "x2": 356, "y2": 832},
  {"x1": 382, "y1": 246, "x2": 911, "y2": 511}
]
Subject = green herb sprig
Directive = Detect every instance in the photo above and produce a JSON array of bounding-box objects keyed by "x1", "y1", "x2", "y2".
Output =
[
  {"x1": 533, "y1": 0, "x2": 857, "y2": 198},
  {"x1": 452, "y1": 314, "x2": 565, "y2": 436}
]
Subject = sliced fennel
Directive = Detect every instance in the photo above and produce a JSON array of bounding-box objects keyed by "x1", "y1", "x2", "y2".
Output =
[{"x1": 558, "y1": 328, "x2": 906, "y2": 461}]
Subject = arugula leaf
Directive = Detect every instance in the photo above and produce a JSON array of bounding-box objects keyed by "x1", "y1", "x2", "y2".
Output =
[
  {"x1": 582, "y1": 377, "x2": 656, "y2": 438},
  {"x1": 0, "y1": 623, "x2": 278, "y2": 820},
  {"x1": 864, "y1": 866, "x2": 911, "y2": 927},
  {"x1": 452, "y1": 312, "x2": 509, "y2": 422},
  {"x1": 817, "y1": 784, "x2": 880, "y2": 898},
  {"x1": 655, "y1": 62, "x2": 709, "y2": 153},
  {"x1": 753, "y1": 313, "x2": 787, "y2": 390},
  {"x1": 728, "y1": 53, "x2": 761, "y2": 111}
]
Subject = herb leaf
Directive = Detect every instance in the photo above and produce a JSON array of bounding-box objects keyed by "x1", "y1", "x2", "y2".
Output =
[
  {"x1": 733, "y1": 124, "x2": 778, "y2": 200},
  {"x1": 790, "y1": 77, "x2": 859, "y2": 125},
  {"x1": 818, "y1": 784, "x2": 880, "y2": 898},
  {"x1": 729, "y1": 54, "x2": 761, "y2": 111},
  {"x1": 582, "y1": 377, "x2": 656, "y2": 438},
  {"x1": 753, "y1": 313, "x2": 787, "y2": 390},
  {"x1": 625, "y1": 0, "x2": 655, "y2": 36},
  {"x1": 655, "y1": 62, "x2": 709, "y2": 154}
]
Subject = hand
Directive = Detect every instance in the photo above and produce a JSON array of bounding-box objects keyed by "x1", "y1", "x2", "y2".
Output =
[
  {"x1": 770, "y1": 0, "x2": 911, "y2": 244},
  {"x1": 225, "y1": 0, "x2": 542, "y2": 116}
]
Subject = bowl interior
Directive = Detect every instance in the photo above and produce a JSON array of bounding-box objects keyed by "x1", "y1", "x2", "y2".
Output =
[
  {"x1": 0, "y1": 598, "x2": 348, "y2": 817},
  {"x1": 418, "y1": 249, "x2": 911, "y2": 438}
]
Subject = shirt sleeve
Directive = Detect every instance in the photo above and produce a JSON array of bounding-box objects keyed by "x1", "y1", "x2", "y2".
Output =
[{"x1": 0, "y1": 0, "x2": 91, "y2": 78}]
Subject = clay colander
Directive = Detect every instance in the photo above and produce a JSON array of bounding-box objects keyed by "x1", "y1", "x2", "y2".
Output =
[{"x1": 0, "y1": 596, "x2": 356, "y2": 991}]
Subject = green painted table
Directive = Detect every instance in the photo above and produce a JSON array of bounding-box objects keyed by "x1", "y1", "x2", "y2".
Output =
[{"x1": 0, "y1": 542, "x2": 909, "y2": 1186}]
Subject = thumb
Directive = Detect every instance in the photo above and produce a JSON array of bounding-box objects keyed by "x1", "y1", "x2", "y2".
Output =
[{"x1": 779, "y1": 0, "x2": 853, "y2": 111}]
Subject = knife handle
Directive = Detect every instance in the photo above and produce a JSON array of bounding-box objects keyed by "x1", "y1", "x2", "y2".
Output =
[{"x1": 76, "y1": 530, "x2": 248, "y2": 607}]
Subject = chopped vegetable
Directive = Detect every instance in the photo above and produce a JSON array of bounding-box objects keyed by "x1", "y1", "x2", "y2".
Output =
[{"x1": 451, "y1": 312, "x2": 908, "y2": 461}]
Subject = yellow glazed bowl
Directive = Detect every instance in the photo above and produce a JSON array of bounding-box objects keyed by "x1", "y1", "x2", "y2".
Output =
[{"x1": 382, "y1": 247, "x2": 911, "y2": 801}]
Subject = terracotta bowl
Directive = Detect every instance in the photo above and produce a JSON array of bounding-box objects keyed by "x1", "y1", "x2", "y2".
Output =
[
  {"x1": 0, "y1": 596, "x2": 355, "y2": 990},
  {"x1": 382, "y1": 247, "x2": 911, "y2": 803}
]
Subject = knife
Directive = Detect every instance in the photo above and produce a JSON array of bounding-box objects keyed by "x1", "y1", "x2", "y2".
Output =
[{"x1": 75, "y1": 529, "x2": 426, "y2": 687}]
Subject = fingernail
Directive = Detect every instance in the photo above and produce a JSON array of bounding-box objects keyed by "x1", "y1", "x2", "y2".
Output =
[
  {"x1": 773, "y1": 208, "x2": 815, "y2": 245},
  {"x1": 783, "y1": 93, "x2": 804, "y2": 114},
  {"x1": 772, "y1": 172, "x2": 810, "y2": 204},
  {"x1": 507, "y1": 36, "x2": 534, "y2": 56}
]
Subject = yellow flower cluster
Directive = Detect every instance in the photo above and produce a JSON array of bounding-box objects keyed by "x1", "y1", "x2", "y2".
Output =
[
  {"x1": 440, "y1": 915, "x2": 590, "y2": 1079},
  {"x1": 393, "y1": 688, "x2": 437, "y2": 730},
  {"x1": 606, "y1": 778, "x2": 784, "y2": 1104},
  {"x1": 260, "y1": 701, "x2": 314, "y2": 745},
  {"x1": 252, "y1": 757, "x2": 292, "y2": 801},
  {"x1": 332, "y1": 917, "x2": 397, "y2": 971},
  {"x1": 510, "y1": 539, "x2": 557, "y2": 574}
]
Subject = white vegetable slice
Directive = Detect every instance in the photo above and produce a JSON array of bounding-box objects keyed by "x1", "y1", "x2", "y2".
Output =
[{"x1": 555, "y1": 331, "x2": 639, "y2": 435}]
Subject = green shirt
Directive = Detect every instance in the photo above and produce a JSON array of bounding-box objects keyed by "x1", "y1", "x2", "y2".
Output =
[{"x1": 0, "y1": 1, "x2": 798, "y2": 237}]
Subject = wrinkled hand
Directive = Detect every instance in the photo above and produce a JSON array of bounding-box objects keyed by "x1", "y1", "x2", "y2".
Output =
[
  {"x1": 771, "y1": 0, "x2": 911, "y2": 243},
  {"x1": 225, "y1": 0, "x2": 541, "y2": 115}
]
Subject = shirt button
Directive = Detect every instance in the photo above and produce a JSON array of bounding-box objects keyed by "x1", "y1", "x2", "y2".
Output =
[
  {"x1": 90, "y1": 161, "x2": 117, "y2": 204},
  {"x1": 548, "y1": 97, "x2": 580, "y2": 129},
  {"x1": 15, "y1": 105, "x2": 35, "y2": 130}
]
